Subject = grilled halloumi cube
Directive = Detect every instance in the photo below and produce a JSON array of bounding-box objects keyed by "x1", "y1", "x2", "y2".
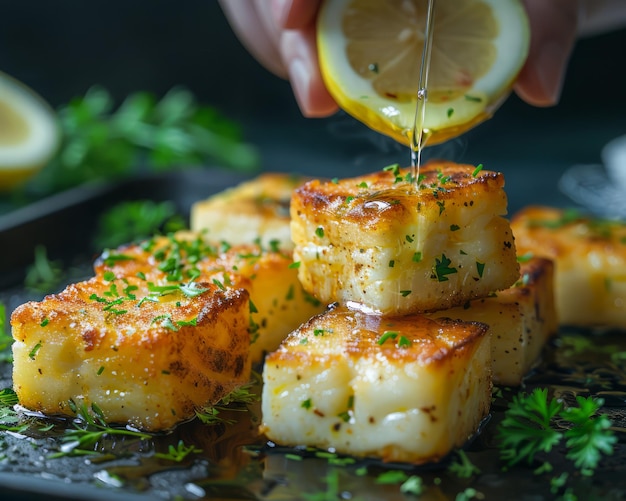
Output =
[
  {"x1": 261, "y1": 304, "x2": 491, "y2": 464},
  {"x1": 190, "y1": 173, "x2": 308, "y2": 251},
  {"x1": 11, "y1": 279, "x2": 251, "y2": 431},
  {"x1": 94, "y1": 234, "x2": 324, "y2": 363},
  {"x1": 511, "y1": 206, "x2": 626, "y2": 328},
  {"x1": 291, "y1": 162, "x2": 519, "y2": 314},
  {"x1": 428, "y1": 257, "x2": 557, "y2": 386}
]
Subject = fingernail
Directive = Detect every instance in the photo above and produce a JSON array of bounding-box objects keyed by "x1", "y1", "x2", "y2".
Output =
[
  {"x1": 537, "y1": 41, "x2": 572, "y2": 105},
  {"x1": 287, "y1": 57, "x2": 313, "y2": 117}
]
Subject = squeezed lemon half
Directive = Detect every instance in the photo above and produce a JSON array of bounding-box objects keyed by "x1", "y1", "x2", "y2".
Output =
[
  {"x1": 0, "y1": 72, "x2": 59, "y2": 190},
  {"x1": 317, "y1": 0, "x2": 530, "y2": 146}
]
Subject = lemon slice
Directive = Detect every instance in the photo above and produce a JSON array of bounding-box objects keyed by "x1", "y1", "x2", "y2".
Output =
[
  {"x1": 0, "y1": 72, "x2": 59, "y2": 190},
  {"x1": 317, "y1": 0, "x2": 530, "y2": 146}
]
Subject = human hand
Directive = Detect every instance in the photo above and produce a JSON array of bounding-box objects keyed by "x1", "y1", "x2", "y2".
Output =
[{"x1": 219, "y1": 0, "x2": 616, "y2": 116}]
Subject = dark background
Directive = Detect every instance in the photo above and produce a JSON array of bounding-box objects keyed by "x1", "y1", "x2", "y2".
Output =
[{"x1": 2, "y1": 0, "x2": 625, "y2": 214}]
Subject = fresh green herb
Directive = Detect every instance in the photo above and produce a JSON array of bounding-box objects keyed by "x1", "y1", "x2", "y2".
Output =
[
  {"x1": 436, "y1": 170, "x2": 452, "y2": 184},
  {"x1": 24, "y1": 245, "x2": 64, "y2": 294},
  {"x1": 154, "y1": 439, "x2": 202, "y2": 462},
  {"x1": 433, "y1": 254, "x2": 457, "y2": 282},
  {"x1": 288, "y1": 261, "x2": 301, "y2": 269},
  {"x1": 337, "y1": 411, "x2": 351, "y2": 423},
  {"x1": 436, "y1": 200, "x2": 446, "y2": 215},
  {"x1": 315, "y1": 227, "x2": 325, "y2": 238},
  {"x1": 377, "y1": 331, "x2": 399, "y2": 345},
  {"x1": 28, "y1": 342, "x2": 42, "y2": 360},
  {"x1": 285, "y1": 453, "x2": 303, "y2": 461},
  {"x1": 400, "y1": 476, "x2": 424, "y2": 495},
  {"x1": 375, "y1": 470, "x2": 409, "y2": 484},
  {"x1": 94, "y1": 200, "x2": 186, "y2": 249},
  {"x1": 413, "y1": 251, "x2": 423, "y2": 263},
  {"x1": 196, "y1": 380, "x2": 259, "y2": 426},
  {"x1": 357, "y1": 182, "x2": 368, "y2": 188},
  {"x1": 476, "y1": 261, "x2": 485, "y2": 278},
  {"x1": 447, "y1": 108, "x2": 454, "y2": 118},
  {"x1": 456, "y1": 487, "x2": 483, "y2": 500},
  {"x1": 331, "y1": 177, "x2": 339, "y2": 184},
  {"x1": 102, "y1": 253, "x2": 135, "y2": 267},
  {"x1": 464, "y1": 94, "x2": 483, "y2": 102},
  {"x1": 22, "y1": 86, "x2": 258, "y2": 199},
  {"x1": 497, "y1": 388, "x2": 616, "y2": 475},
  {"x1": 301, "y1": 398, "x2": 313, "y2": 410},
  {"x1": 450, "y1": 224, "x2": 460, "y2": 231},
  {"x1": 448, "y1": 450, "x2": 481, "y2": 478},
  {"x1": 303, "y1": 469, "x2": 341, "y2": 501},
  {"x1": 151, "y1": 314, "x2": 179, "y2": 332},
  {"x1": 148, "y1": 281, "x2": 208, "y2": 298},
  {"x1": 176, "y1": 317, "x2": 197, "y2": 327},
  {"x1": 96, "y1": 366, "x2": 105, "y2": 376},
  {"x1": 517, "y1": 252, "x2": 533, "y2": 263},
  {"x1": 400, "y1": 290, "x2": 412, "y2": 297},
  {"x1": 383, "y1": 163, "x2": 403, "y2": 183},
  {"x1": 49, "y1": 401, "x2": 151, "y2": 458},
  {"x1": 249, "y1": 300, "x2": 258, "y2": 314},
  {"x1": 397, "y1": 335, "x2": 412, "y2": 348},
  {"x1": 268, "y1": 239, "x2": 281, "y2": 253},
  {"x1": 472, "y1": 164, "x2": 483, "y2": 177},
  {"x1": 405, "y1": 234, "x2": 414, "y2": 243},
  {"x1": 388, "y1": 260, "x2": 395, "y2": 268}
]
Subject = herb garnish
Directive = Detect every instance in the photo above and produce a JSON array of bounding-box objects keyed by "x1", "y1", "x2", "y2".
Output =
[
  {"x1": 432, "y1": 254, "x2": 457, "y2": 282},
  {"x1": 20, "y1": 86, "x2": 258, "y2": 199},
  {"x1": 196, "y1": 379, "x2": 259, "y2": 426},
  {"x1": 49, "y1": 401, "x2": 151, "y2": 458},
  {"x1": 154, "y1": 439, "x2": 202, "y2": 462},
  {"x1": 497, "y1": 388, "x2": 616, "y2": 475}
]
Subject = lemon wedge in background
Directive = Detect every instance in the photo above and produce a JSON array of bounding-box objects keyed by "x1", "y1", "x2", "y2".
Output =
[
  {"x1": 317, "y1": 0, "x2": 530, "y2": 146},
  {"x1": 0, "y1": 72, "x2": 59, "y2": 190}
]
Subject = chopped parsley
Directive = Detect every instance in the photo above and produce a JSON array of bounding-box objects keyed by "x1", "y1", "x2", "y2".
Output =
[{"x1": 432, "y1": 254, "x2": 457, "y2": 282}]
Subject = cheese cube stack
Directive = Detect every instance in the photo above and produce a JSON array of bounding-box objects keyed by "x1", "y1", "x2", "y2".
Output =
[
  {"x1": 261, "y1": 304, "x2": 491, "y2": 464},
  {"x1": 290, "y1": 162, "x2": 520, "y2": 314}
]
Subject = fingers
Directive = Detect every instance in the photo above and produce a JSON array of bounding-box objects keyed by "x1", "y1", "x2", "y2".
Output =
[
  {"x1": 281, "y1": 28, "x2": 339, "y2": 117},
  {"x1": 221, "y1": 0, "x2": 336, "y2": 117},
  {"x1": 219, "y1": 0, "x2": 287, "y2": 78},
  {"x1": 513, "y1": 0, "x2": 579, "y2": 107},
  {"x1": 272, "y1": 0, "x2": 320, "y2": 29}
]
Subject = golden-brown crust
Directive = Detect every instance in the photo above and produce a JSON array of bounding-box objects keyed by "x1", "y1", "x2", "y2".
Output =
[
  {"x1": 294, "y1": 162, "x2": 504, "y2": 226},
  {"x1": 268, "y1": 304, "x2": 489, "y2": 367}
]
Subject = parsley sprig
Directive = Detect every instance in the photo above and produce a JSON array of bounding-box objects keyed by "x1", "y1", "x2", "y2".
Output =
[
  {"x1": 21, "y1": 86, "x2": 259, "y2": 199},
  {"x1": 49, "y1": 400, "x2": 151, "y2": 459},
  {"x1": 196, "y1": 380, "x2": 259, "y2": 426},
  {"x1": 497, "y1": 388, "x2": 616, "y2": 475},
  {"x1": 154, "y1": 439, "x2": 202, "y2": 462}
]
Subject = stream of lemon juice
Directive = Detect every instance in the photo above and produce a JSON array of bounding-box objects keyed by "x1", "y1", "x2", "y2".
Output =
[{"x1": 409, "y1": 0, "x2": 436, "y2": 186}]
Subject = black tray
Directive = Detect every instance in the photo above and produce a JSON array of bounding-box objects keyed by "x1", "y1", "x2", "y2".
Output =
[{"x1": 1, "y1": 169, "x2": 625, "y2": 501}]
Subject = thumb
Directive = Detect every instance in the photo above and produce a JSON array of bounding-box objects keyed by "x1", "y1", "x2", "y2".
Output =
[{"x1": 514, "y1": 0, "x2": 579, "y2": 107}]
